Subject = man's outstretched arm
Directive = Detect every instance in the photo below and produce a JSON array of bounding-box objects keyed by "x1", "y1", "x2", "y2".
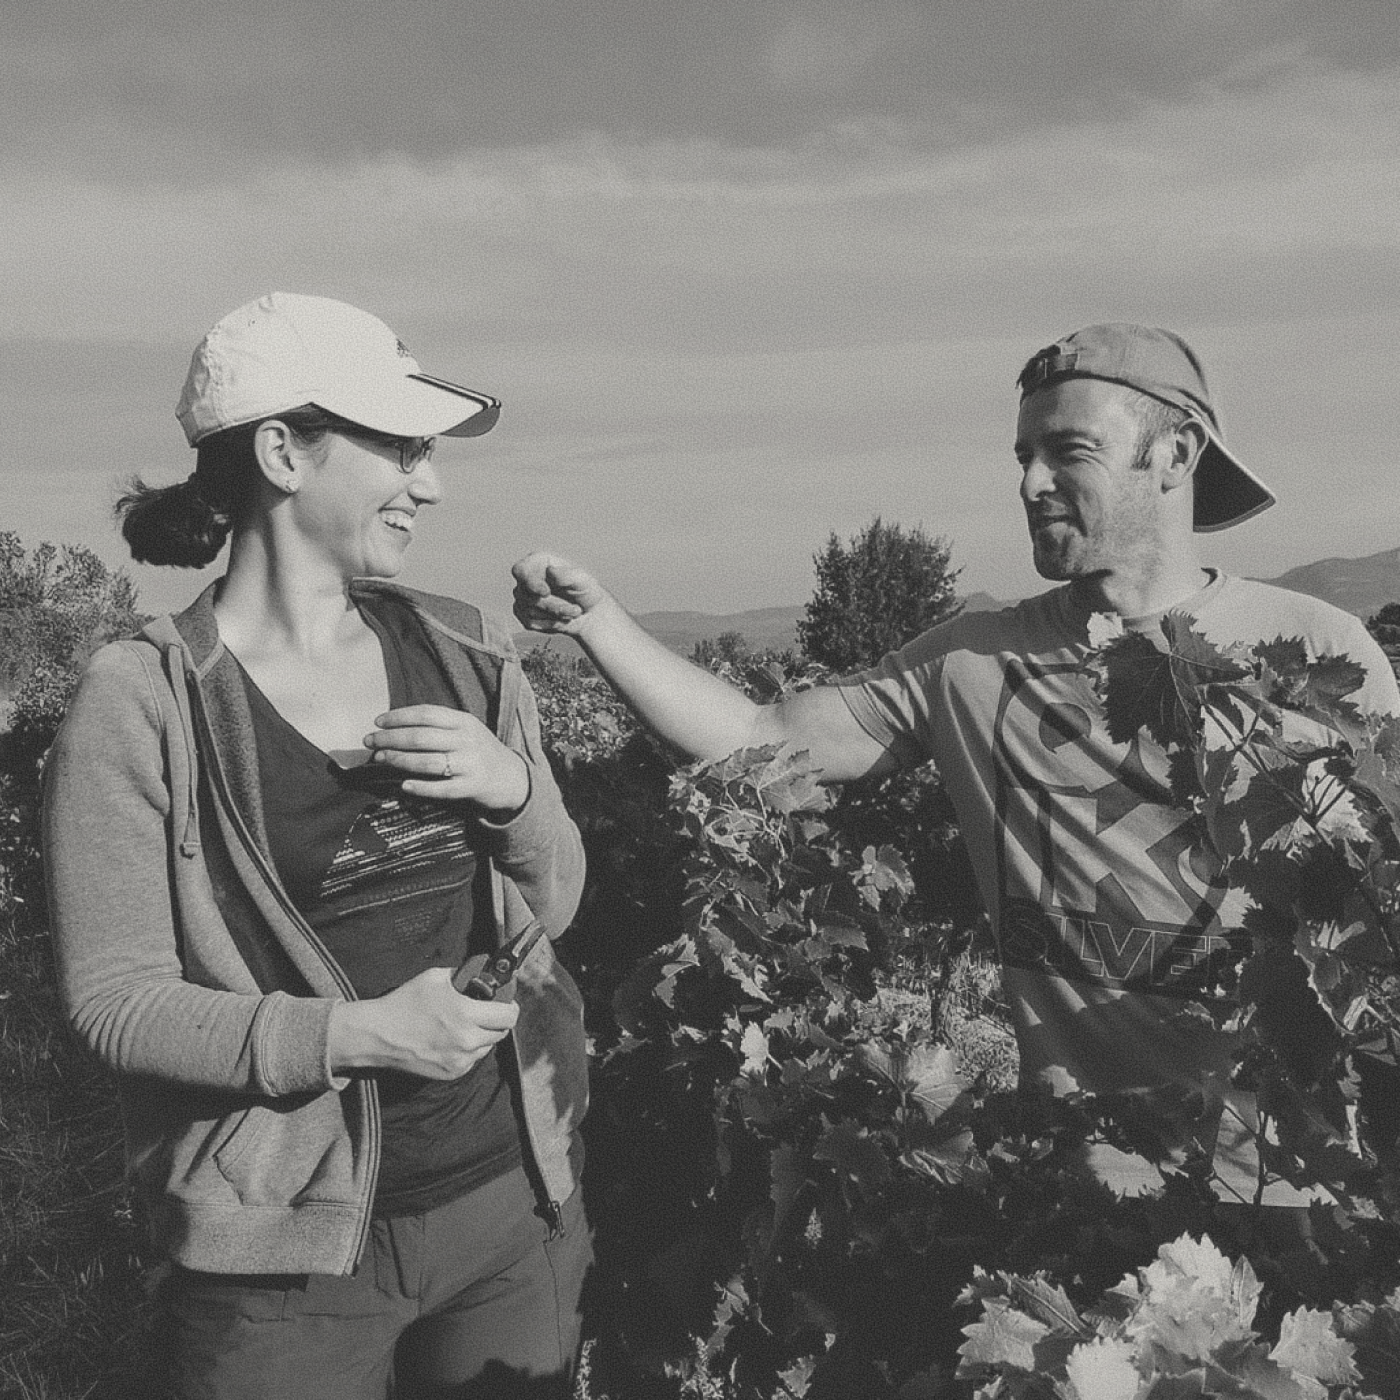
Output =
[{"x1": 512, "y1": 553, "x2": 895, "y2": 784}]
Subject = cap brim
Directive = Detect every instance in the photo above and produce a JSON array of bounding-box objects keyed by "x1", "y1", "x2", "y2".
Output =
[
  {"x1": 1193, "y1": 433, "x2": 1276, "y2": 532},
  {"x1": 315, "y1": 371, "x2": 500, "y2": 440}
]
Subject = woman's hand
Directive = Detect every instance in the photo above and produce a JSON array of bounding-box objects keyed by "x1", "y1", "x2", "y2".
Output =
[
  {"x1": 327, "y1": 966, "x2": 519, "y2": 1079},
  {"x1": 363, "y1": 704, "x2": 529, "y2": 813}
]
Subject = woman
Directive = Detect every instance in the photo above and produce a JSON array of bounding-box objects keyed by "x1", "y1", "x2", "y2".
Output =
[{"x1": 42, "y1": 293, "x2": 591, "y2": 1399}]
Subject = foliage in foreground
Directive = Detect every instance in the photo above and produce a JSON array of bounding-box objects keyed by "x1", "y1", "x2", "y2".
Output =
[
  {"x1": 1085, "y1": 613, "x2": 1400, "y2": 1216},
  {"x1": 0, "y1": 538, "x2": 159, "y2": 1399},
  {"x1": 959, "y1": 1232, "x2": 1400, "y2": 1400},
  {"x1": 547, "y1": 617, "x2": 1400, "y2": 1399}
]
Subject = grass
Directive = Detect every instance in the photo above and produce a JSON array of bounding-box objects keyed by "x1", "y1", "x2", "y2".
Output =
[{"x1": 0, "y1": 903, "x2": 166, "y2": 1400}]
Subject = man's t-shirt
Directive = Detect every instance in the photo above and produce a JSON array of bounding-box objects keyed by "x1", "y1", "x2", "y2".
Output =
[{"x1": 838, "y1": 572, "x2": 1400, "y2": 1200}]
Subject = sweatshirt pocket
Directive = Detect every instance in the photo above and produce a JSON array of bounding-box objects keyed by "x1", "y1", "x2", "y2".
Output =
[{"x1": 213, "y1": 1091, "x2": 354, "y2": 1206}]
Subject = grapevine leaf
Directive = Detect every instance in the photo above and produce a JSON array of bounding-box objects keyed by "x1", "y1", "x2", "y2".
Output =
[
  {"x1": 1238, "y1": 945, "x2": 1343, "y2": 1087},
  {"x1": 956, "y1": 1300, "x2": 1051, "y2": 1375},
  {"x1": 955, "y1": 1264, "x2": 997, "y2": 1308},
  {"x1": 1209, "y1": 1345, "x2": 1318, "y2": 1400},
  {"x1": 1270, "y1": 1307, "x2": 1359, "y2": 1385},
  {"x1": 740, "y1": 1022, "x2": 770, "y2": 1078},
  {"x1": 1295, "y1": 653, "x2": 1369, "y2": 711},
  {"x1": 892, "y1": 1364, "x2": 945, "y2": 1400},
  {"x1": 716, "y1": 902, "x2": 769, "y2": 950},
  {"x1": 1004, "y1": 1273, "x2": 1088, "y2": 1337},
  {"x1": 858, "y1": 844, "x2": 915, "y2": 909},
  {"x1": 1167, "y1": 743, "x2": 1205, "y2": 808},
  {"x1": 1064, "y1": 1337, "x2": 1139, "y2": 1400},
  {"x1": 708, "y1": 1272, "x2": 750, "y2": 1355},
  {"x1": 1214, "y1": 751, "x2": 1308, "y2": 857},
  {"x1": 1333, "y1": 1297, "x2": 1400, "y2": 1399},
  {"x1": 903, "y1": 1043, "x2": 968, "y2": 1124},
  {"x1": 1130, "y1": 1234, "x2": 1260, "y2": 1360},
  {"x1": 1090, "y1": 631, "x2": 1185, "y2": 748},
  {"x1": 1255, "y1": 638, "x2": 1369, "y2": 745},
  {"x1": 813, "y1": 1119, "x2": 892, "y2": 1199},
  {"x1": 1372, "y1": 712, "x2": 1400, "y2": 765},
  {"x1": 899, "y1": 1127, "x2": 977, "y2": 1186},
  {"x1": 1160, "y1": 613, "x2": 1252, "y2": 694},
  {"x1": 740, "y1": 1083, "x2": 781, "y2": 1125},
  {"x1": 855, "y1": 1042, "x2": 966, "y2": 1123},
  {"x1": 776, "y1": 1354, "x2": 818, "y2": 1397},
  {"x1": 1141, "y1": 1369, "x2": 1210, "y2": 1397},
  {"x1": 611, "y1": 941, "x2": 697, "y2": 1025},
  {"x1": 802, "y1": 1017, "x2": 845, "y2": 1051},
  {"x1": 740, "y1": 748, "x2": 830, "y2": 814},
  {"x1": 1352, "y1": 750, "x2": 1400, "y2": 831},
  {"x1": 814, "y1": 916, "x2": 869, "y2": 950},
  {"x1": 855, "y1": 1042, "x2": 895, "y2": 1086},
  {"x1": 1256, "y1": 636, "x2": 1309, "y2": 694}
]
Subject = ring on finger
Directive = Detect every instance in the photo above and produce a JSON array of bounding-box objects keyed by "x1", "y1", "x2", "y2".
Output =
[{"x1": 441, "y1": 754, "x2": 454, "y2": 780}]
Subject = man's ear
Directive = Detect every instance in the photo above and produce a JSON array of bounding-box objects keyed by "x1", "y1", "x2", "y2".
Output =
[
  {"x1": 1163, "y1": 418, "x2": 1209, "y2": 493},
  {"x1": 252, "y1": 420, "x2": 303, "y2": 497}
]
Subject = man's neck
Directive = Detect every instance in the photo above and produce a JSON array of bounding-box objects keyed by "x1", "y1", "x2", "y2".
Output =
[{"x1": 1068, "y1": 557, "x2": 1211, "y2": 620}]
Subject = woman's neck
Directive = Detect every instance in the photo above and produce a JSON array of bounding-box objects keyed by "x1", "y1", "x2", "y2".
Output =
[{"x1": 215, "y1": 528, "x2": 365, "y2": 662}]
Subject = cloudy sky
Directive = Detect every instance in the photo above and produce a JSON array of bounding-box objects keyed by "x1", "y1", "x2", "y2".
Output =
[{"x1": 4, "y1": 0, "x2": 1398, "y2": 620}]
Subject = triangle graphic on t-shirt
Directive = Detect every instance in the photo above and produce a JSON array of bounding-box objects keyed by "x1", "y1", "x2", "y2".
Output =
[{"x1": 321, "y1": 799, "x2": 471, "y2": 901}]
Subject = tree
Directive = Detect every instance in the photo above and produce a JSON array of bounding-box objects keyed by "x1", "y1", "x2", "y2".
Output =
[
  {"x1": 690, "y1": 631, "x2": 750, "y2": 668},
  {"x1": 0, "y1": 533, "x2": 143, "y2": 768},
  {"x1": 1366, "y1": 601, "x2": 1400, "y2": 651},
  {"x1": 797, "y1": 517, "x2": 961, "y2": 673}
]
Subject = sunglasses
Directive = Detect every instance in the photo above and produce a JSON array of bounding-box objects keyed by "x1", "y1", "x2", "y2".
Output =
[{"x1": 338, "y1": 426, "x2": 437, "y2": 475}]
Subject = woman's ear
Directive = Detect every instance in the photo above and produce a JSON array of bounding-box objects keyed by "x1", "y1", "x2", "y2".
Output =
[{"x1": 252, "y1": 420, "x2": 303, "y2": 496}]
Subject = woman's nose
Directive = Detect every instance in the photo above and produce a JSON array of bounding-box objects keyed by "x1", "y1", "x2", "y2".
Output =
[{"x1": 408, "y1": 462, "x2": 443, "y2": 504}]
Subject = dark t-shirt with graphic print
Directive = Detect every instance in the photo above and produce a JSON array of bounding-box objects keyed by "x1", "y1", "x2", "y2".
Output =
[{"x1": 244, "y1": 595, "x2": 521, "y2": 1216}]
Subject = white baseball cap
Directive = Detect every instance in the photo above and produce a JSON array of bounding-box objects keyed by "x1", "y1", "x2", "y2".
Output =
[{"x1": 176, "y1": 292, "x2": 500, "y2": 446}]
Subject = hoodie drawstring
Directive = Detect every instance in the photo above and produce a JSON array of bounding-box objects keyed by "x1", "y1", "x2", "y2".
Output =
[{"x1": 164, "y1": 643, "x2": 202, "y2": 859}]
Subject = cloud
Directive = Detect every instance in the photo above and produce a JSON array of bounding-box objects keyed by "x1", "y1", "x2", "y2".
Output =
[
  {"x1": 3, "y1": 62, "x2": 1399, "y2": 614},
  {"x1": 7, "y1": 0, "x2": 1400, "y2": 172},
  {"x1": 5, "y1": 63, "x2": 1399, "y2": 349}
]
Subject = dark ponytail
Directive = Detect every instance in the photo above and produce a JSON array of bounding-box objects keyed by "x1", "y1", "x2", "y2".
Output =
[
  {"x1": 116, "y1": 406, "x2": 345, "y2": 568},
  {"x1": 116, "y1": 474, "x2": 233, "y2": 568}
]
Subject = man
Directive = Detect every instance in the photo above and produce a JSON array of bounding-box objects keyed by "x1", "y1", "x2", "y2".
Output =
[{"x1": 514, "y1": 323, "x2": 1399, "y2": 1202}]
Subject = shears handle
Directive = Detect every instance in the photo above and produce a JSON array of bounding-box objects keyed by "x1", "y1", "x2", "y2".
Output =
[{"x1": 454, "y1": 918, "x2": 547, "y2": 1001}]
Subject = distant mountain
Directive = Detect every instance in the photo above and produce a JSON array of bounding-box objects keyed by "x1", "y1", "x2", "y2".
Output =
[
  {"x1": 1257, "y1": 546, "x2": 1400, "y2": 619},
  {"x1": 514, "y1": 547, "x2": 1400, "y2": 659},
  {"x1": 630, "y1": 605, "x2": 805, "y2": 655},
  {"x1": 961, "y1": 591, "x2": 1007, "y2": 614},
  {"x1": 516, "y1": 595, "x2": 1002, "y2": 658},
  {"x1": 515, "y1": 604, "x2": 805, "y2": 658}
]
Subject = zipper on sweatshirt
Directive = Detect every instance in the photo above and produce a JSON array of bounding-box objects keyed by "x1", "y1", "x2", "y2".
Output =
[
  {"x1": 179, "y1": 657, "x2": 382, "y2": 1273},
  {"x1": 542, "y1": 1200, "x2": 565, "y2": 1240}
]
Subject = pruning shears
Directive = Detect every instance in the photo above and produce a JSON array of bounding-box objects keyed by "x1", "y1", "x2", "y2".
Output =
[{"x1": 453, "y1": 918, "x2": 548, "y2": 1001}]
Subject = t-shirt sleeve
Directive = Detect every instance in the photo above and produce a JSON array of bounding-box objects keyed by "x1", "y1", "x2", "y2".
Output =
[
  {"x1": 832, "y1": 627, "x2": 955, "y2": 766},
  {"x1": 1208, "y1": 580, "x2": 1400, "y2": 719},
  {"x1": 1340, "y1": 617, "x2": 1400, "y2": 717},
  {"x1": 1293, "y1": 603, "x2": 1400, "y2": 717}
]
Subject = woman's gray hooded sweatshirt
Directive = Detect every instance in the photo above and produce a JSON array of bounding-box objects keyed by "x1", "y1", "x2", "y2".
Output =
[{"x1": 42, "y1": 581, "x2": 587, "y2": 1276}]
